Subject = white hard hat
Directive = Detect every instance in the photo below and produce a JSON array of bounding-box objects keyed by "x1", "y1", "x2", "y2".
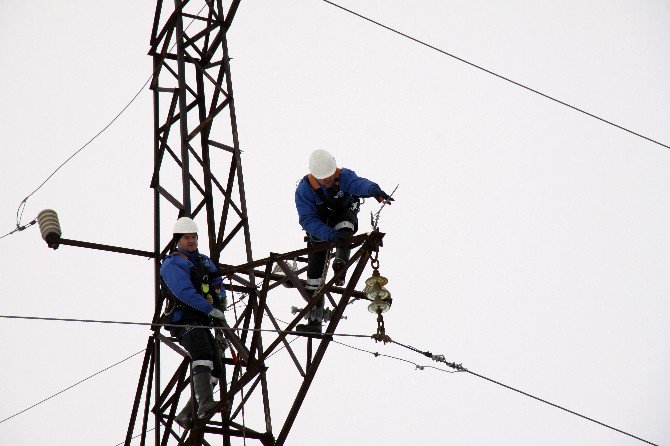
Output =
[
  {"x1": 308, "y1": 149, "x2": 337, "y2": 179},
  {"x1": 173, "y1": 217, "x2": 198, "y2": 234}
]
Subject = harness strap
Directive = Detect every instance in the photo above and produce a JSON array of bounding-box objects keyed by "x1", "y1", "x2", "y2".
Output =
[{"x1": 173, "y1": 251, "x2": 189, "y2": 260}]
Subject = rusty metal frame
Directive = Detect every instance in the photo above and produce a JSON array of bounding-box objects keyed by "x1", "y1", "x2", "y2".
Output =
[{"x1": 38, "y1": 2, "x2": 385, "y2": 444}]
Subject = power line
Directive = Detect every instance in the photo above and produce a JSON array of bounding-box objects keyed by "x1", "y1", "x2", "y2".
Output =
[
  {"x1": 389, "y1": 339, "x2": 659, "y2": 446},
  {"x1": 3, "y1": 310, "x2": 657, "y2": 444},
  {"x1": 321, "y1": 0, "x2": 670, "y2": 151},
  {"x1": 0, "y1": 219, "x2": 36, "y2": 240},
  {"x1": 7, "y1": 5, "x2": 209, "y2": 238},
  {"x1": 332, "y1": 339, "x2": 457, "y2": 373},
  {"x1": 115, "y1": 336, "x2": 297, "y2": 446},
  {"x1": 0, "y1": 314, "x2": 372, "y2": 339},
  {"x1": 0, "y1": 349, "x2": 144, "y2": 425},
  {"x1": 115, "y1": 427, "x2": 156, "y2": 446}
]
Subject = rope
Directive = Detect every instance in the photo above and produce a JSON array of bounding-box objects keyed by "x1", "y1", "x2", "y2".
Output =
[{"x1": 320, "y1": 0, "x2": 670, "y2": 151}]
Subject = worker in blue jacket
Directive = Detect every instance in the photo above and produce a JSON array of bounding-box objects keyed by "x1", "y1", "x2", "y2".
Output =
[
  {"x1": 294, "y1": 149, "x2": 393, "y2": 333},
  {"x1": 160, "y1": 217, "x2": 226, "y2": 426}
]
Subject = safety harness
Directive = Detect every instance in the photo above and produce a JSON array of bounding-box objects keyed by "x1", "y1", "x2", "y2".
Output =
[
  {"x1": 162, "y1": 252, "x2": 218, "y2": 321},
  {"x1": 305, "y1": 168, "x2": 360, "y2": 224}
]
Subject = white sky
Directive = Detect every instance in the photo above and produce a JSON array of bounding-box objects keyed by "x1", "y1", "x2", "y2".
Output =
[{"x1": 1, "y1": 1, "x2": 669, "y2": 445}]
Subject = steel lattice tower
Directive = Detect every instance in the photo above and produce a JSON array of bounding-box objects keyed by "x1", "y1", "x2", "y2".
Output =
[
  {"x1": 41, "y1": 2, "x2": 384, "y2": 445},
  {"x1": 122, "y1": 1, "x2": 386, "y2": 445}
]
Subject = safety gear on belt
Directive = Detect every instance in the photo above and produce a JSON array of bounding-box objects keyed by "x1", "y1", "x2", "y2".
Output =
[
  {"x1": 304, "y1": 171, "x2": 360, "y2": 233},
  {"x1": 208, "y1": 308, "x2": 225, "y2": 321},
  {"x1": 162, "y1": 251, "x2": 224, "y2": 323},
  {"x1": 308, "y1": 149, "x2": 337, "y2": 179},
  {"x1": 193, "y1": 366, "x2": 219, "y2": 418},
  {"x1": 173, "y1": 217, "x2": 198, "y2": 234}
]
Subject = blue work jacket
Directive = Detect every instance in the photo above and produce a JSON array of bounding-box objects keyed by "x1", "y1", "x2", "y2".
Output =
[
  {"x1": 295, "y1": 167, "x2": 381, "y2": 241},
  {"x1": 160, "y1": 248, "x2": 224, "y2": 322}
]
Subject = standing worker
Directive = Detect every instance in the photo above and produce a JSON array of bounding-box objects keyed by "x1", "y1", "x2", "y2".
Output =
[
  {"x1": 160, "y1": 217, "x2": 227, "y2": 427},
  {"x1": 294, "y1": 149, "x2": 393, "y2": 333}
]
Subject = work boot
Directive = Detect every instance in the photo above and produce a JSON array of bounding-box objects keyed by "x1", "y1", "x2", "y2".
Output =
[
  {"x1": 332, "y1": 258, "x2": 346, "y2": 286},
  {"x1": 193, "y1": 369, "x2": 219, "y2": 419},
  {"x1": 175, "y1": 398, "x2": 193, "y2": 428},
  {"x1": 296, "y1": 318, "x2": 322, "y2": 334}
]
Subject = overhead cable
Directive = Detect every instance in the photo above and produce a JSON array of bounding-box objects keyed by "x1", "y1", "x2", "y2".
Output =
[
  {"x1": 0, "y1": 349, "x2": 144, "y2": 425},
  {"x1": 332, "y1": 339, "x2": 457, "y2": 373},
  {"x1": 8, "y1": 5, "x2": 208, "y2": 238},
  {"x1": 115, "y1": 427, "x2": 155, "y2": 446},
  {"x1": 389, "y1": 338, "x2": 659, "y2": 446},
  {"x1": 321, "y1": 0, "x2": 669, "y2": 151},
  {"x1": 0, "y1": 314, "x2": 371, "y2": 339}
]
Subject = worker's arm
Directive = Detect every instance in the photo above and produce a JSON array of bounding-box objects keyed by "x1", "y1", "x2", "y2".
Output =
[
  {"x1": 203, "y1": 256, "x2": 226, "y2": 311},
  {"x1": 339, "y1": 168, "x2": 390, "y2": 202},
  {"x1": 295, "y1": 182, "x2": 339, "y2": 241}
]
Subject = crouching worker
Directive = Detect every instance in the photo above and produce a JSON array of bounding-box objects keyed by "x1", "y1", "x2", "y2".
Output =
[
  {"x1": 160, "y1": 217, "x2": 227, "y2": 427},
  {"x1": 294, "y1": 149, "x2": 393, "y2": 333}
]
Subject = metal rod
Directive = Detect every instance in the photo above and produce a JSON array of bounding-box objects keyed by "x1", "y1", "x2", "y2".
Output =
[
  {"x1": 124, "y1": 338, "x2": 153, "y2": 446},
  {"x1": 56, "y1": 237, "x2": 155, "y2": 258},
  {"x1": 275, "y1": 246, "x2": 372, "y2": 445},
  {"x1": 173, "y1": 0, "x2": 192, "y2": 214}
]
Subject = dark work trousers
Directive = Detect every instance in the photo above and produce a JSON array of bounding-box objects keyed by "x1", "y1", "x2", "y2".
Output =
[
  {"x1": 169, "y1": 324, "x2": 223, "y2": 379},
  {"x1": 305, "y1": 209, "x2": 358, "y2": 296}
]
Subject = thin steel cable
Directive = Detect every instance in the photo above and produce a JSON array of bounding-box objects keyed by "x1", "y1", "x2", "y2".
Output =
[
  {"x1": 9, "y1": 4, "x2": 209, "y2": 236},
  {"x1": 0, "y1": 219, "x2": 36, "y2": 240},
  {"x1": 0, "y1": 314, "x2": 372, "y2": 339},
  {"x1": 0, "y1": 349, "x2": 144, "y2": 424},
  {"x1": 464, "y1": 368, "x2": 658, "y2": 446},
  {"x1": 390, "y1": 338, "x2": 659, "y2": 446},
  {"x1": 114, "y1": 427, "x2": 156, "y2": 446},
  {"x1": 116, "y1": 336, "x2": 296, "y2": 445},
  {"x1": 321, "y1": 0, "x2": 670, "y2": 151},
  {"x1": 332, "y1": 339, "x2": 457, "y2": 373}
]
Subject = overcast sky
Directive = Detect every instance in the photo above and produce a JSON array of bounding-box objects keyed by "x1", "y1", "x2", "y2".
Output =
[{"x1": 1, "y1": 1, "x2": 669, "y2": 445}]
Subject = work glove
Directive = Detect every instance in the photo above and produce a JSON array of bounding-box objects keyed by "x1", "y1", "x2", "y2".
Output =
[
  {"x1": 371, "y1": 187, "x2": 394, "y2": 204},
  {"x1": 213, "y1": 289, "x2": 227, "y2": 312},
  {"x1": 208, "y1": 308, "x2": 226, "y2": 322}
]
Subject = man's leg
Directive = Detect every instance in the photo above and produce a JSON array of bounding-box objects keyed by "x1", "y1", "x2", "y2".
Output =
[
  {"x1": 298, "y1": 237, "x2": 327, "y2": 333},
  {"x1": 332, "y1": 209, "x2": 358, "y2": 285},
  {"x1": 176, "y1": 326, "x2": 221, "y2": 421}
]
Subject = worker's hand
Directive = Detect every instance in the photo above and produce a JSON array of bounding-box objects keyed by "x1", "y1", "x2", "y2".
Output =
[
  {"x1": 214, "y1": 289, "x2": 227, "y2": 312},
  {"x1": 376, "y1": 195, "x2": 394, "y2": 204},
  {"x1": 372, "y1": 187, "x2": 394, "y2": 204},
  {"x1": 208, "y1": 308, "x2": 226, "y2": 322}
]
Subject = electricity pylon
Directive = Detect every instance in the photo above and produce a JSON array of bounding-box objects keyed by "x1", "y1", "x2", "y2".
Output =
[
  {"x1": 36, "y1": 1, "x2": 384, "y2": 442},
  {"x1": 118, "y1": 1, "x2": 385, "y2": 445}
]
